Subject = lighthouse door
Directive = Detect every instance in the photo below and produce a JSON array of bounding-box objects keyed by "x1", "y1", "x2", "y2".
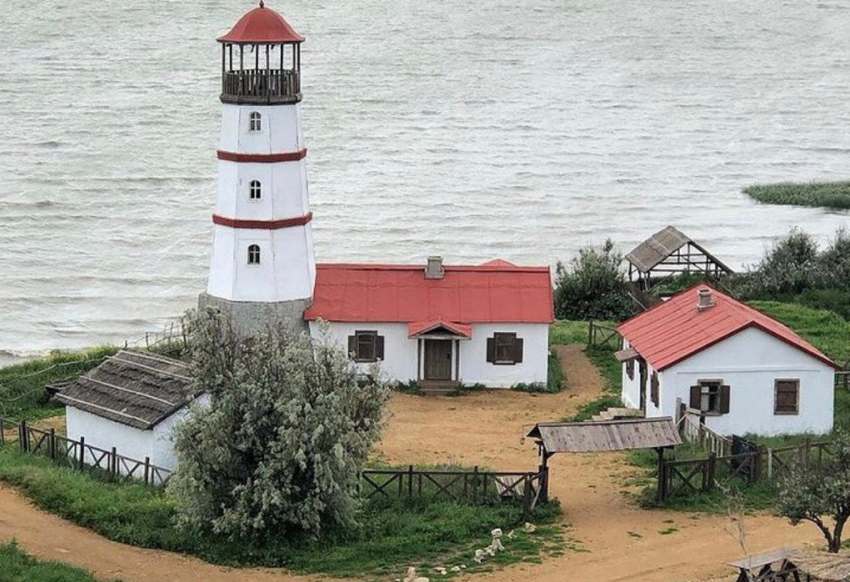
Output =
[{"x1": 424, "y1": 340, "x2": 453, "y2": 381}]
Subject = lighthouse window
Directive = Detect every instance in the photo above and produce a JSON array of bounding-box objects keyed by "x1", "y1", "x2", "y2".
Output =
[
  {"x1": 247, "y1": 244, "x2": 261, "y2": 265},
  {"x1": 249, "y1": 112, "x2": 262, "y2": 132},
  {"x1": 249, "y1": 180, "x2": 262, "y2": 200}
]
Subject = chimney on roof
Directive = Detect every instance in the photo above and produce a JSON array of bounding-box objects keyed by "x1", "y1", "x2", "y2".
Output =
[
  {"x1": 696, "y1": 288, "x2": 715, "y2": 312},
  {"x1": 425, "y1": 256, "x2": 444, "y2": 280}
]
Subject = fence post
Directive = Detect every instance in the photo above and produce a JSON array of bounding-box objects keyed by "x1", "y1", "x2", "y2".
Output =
[
  {"x1": 767, "y1": 448, "x2": 773, "y2": 480},
  {"x1": 587, "y1": 321, "x2": 594, "y2": 347},
  {"x1": 144, "y1": 457, "x2": 150, "y2": 486},
  {"x1": 0, "y1": 417, "x2": 4, "y2": 445},
  {"x1": 111, "y1": 446, "x2": 118, "y2": 477},
  {"x1": 78, "y1": 436, "x2": 85, "y2": 469},
  {"x1": 473, "y1": 466, "x2": 479, "y2": 504},
  {"x1": 20, "y1": 420, "x2": 28, "y2": 452},
  {"x1": 408, "y1": 465, "x2": 413, "y2": 498},
  {"x1": 706, "y1": 453, "x2": 716, "y2": 491},
  {"x1": 49, "y1": 428, "x2": 56, "y2": 460},
  {"x1": 656, "y1": 459, "x2": 666, "y2": 503}
]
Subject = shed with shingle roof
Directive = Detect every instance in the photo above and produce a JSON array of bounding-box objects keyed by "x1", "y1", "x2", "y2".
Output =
[{"x1": 55, "y1": 350, "x2": 205, "y2": 473}]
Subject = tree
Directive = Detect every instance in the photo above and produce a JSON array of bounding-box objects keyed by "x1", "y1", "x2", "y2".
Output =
[
  {"x1": 553, "y1": 239, "x2": 634, "y2": 321},
  {"x1": 168, "y1": 308, "x2": 390, "y2": 540},
  {"x1": 746, "y1": 228, "x2": 821, "y2": 297},
  {"x1": 818, "y1": 227, "x2": 850, "y2": 289},
  {"x1": 777, "y1": 432, "x2": 850, "y2": 553}
]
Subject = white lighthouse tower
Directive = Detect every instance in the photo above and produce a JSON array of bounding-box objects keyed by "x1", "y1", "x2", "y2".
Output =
[{"x1": 201, "y1": 2, "x2": 315, "y2": 335}]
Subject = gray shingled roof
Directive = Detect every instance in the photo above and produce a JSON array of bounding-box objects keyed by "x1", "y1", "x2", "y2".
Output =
[
  {"x1": 54, "y1": 350, "x2": 199, "y2": 430},
  {"x1": 625, "y1": 226, "x2": 733, "y2": 274}
]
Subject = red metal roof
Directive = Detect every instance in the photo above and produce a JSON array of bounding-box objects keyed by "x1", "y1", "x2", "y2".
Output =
[
  {"x1": 304, "y1": 262, "x2": 554, "y2": 324},
  {"x1": 617, "y1": 284, "x2": 836, "y2": 371},
  {"x1": 218, "y1": 3, "x2": 304, "y2": 44}
]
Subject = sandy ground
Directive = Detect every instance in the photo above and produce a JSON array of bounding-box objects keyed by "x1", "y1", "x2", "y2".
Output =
[{"x1": 0, "y1": 344, "x2": 824, "y2": 581}]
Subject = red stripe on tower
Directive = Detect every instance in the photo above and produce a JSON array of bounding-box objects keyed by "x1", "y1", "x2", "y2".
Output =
[
  {"x1": 212, "y1": 212, "x2": 313, "y2": 229},
  {"x1": 216, "y1": 149, "x2": 307, "y2": 163}
]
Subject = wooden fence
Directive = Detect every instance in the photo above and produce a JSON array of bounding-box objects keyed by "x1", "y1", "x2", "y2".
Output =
[
  {"x1": 0, "y1": 418, "x2": 172, "y2": 487},
  {"x1": 837, "y1": 370, "x2": 849, "y2": 391},
  {"x1": 587, "y1": 321, "x2": 620, "y2": 350},
  {"x1": 359, "y1": 466, "x2": 548, "y2": 511},
  {"x1": 678, "y1": 413, "x2": 732, "y2": 457},
  {"x1": 657, "y1": 440, "x2": 832, "y2": 502}
]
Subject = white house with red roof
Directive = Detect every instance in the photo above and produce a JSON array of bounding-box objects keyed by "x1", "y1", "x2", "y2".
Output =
[
  {"x1": 200, "y1": 4, "x2": 554, "y2": 389},
  {"x1": 304, "y1": 258, "x2": 554, "y2": 388},
  {"x1": 616, "y1": 285, "x2": 836, "y2": 436}
]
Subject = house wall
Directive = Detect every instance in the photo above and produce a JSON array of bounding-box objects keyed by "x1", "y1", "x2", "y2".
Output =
[
  {"x1": 65, "y1": 407, "x2": 154, "y2": 470},
  {"x1": 621, "y1": 339, "x2": 639, "y2": 408},
  {"x1": 459, "y1": 323, "x2": 549, "y2": 387},
  {"x1": 656, "y1": 327, "x2": 834, "y2": 436},
  {"x1": 620, "y1": 340, "x2": 663, "y2": 416},
  {"x1": 312, "y1": 322, "x2": 549, "y2": 387},
  {"x1": 152, "y1": 394, "x2": 211, "y2": 474}
]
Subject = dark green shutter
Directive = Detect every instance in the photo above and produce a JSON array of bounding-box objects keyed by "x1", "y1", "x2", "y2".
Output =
[
  {"x1": 689, "y1": 385, "x2": 700, "y2": 409},
  {"x1": 348, "y1": 335, "x2": 357, "y2": 358},
  {"x1": 514, "y1": 338, "x2": 523, "y2": 363},
  {"x1": 486, "y1": 338, "x2": 495, "y2": 363},
  {"x1": 375, "y1": 335, "x2": 385, "y2": 360},
  {"x1": 719, "y1": 385, "x2": 731, "y2": 414}
]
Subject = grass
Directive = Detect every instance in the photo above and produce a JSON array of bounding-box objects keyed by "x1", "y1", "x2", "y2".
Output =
[
  {"x1": 0, "y1": 347, "x2": 118, "y2": 421},
  {"x1": 0, "y1": 446, "x2": 566, "y2": 578},
  {"x1": 748, "y1": 300, "x2": 850, "y2": 365},
  {"x1": 549, "y1": 320, "x2": 592, "y2": 346},
  {"x1": 744, "y1": 181, "x2": 850, "y2": 210},
  {"x1": 0, "y1": 541, "x2": 119, "y2": 582}
]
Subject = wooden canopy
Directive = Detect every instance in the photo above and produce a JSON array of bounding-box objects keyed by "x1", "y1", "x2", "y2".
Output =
[
  {"x1": 526, "y1": 417, "x2": 681, "y2": 454},
  {"x1": 626, "y1": 226, "x2": 733, "y2": 289}
]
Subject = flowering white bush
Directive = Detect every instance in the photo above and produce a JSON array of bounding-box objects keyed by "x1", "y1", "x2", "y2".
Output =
[{"x1": 168, "y1": 308, "x2": 389, "y2": 539}]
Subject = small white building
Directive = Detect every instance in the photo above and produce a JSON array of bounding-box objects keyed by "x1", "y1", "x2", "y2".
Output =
[
  {"x1": 55, "y1": 351, "x2": 203, "y2": 478},
  {"x1": 617, "y1": 285, "x2": 836, "y2": 436},
  {"x1": 304, "y1": 258, "x2": 554, "y2": 388}
]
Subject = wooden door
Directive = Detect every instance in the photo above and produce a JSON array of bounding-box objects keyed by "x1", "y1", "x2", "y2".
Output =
[{"x1": 424, "y1": 340, "x2": 452, "y2": 381}]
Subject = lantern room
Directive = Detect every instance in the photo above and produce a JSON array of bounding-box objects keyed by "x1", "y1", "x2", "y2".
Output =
[{"x1": 217, "y1": 1, "x2": 304, "y2": 105}]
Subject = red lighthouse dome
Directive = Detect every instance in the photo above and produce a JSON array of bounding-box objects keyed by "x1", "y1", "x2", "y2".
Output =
[{"x1": 218, "y1": 1, "x2": 304, "y2": 44}]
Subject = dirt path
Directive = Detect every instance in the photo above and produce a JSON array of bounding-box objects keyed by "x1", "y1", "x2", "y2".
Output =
[{"x1": 0, "y1": 345, "x2": 825, "y2": 581}]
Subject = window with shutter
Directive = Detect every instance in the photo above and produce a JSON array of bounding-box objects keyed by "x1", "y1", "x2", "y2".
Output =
[
  {"x1": 489, "y1": 332, "x2": 522, "y2": 365},
  {"x1": 346, "y1": 331, "x2": 383, "y2": 363},
  {"x1": 774, "y1": 379, "x2": 799, "y2": 415},
  {"x1": 690, "y1": 379, "x2": 729, "y2": 415},
  {"x1": 650, "y1": 371, "x2": 659, "y2": 407}
]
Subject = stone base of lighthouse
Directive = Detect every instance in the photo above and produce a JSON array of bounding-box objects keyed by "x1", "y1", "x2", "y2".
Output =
[{"x1": 198, "y1": 293, "x2": 310, "y2": 339}]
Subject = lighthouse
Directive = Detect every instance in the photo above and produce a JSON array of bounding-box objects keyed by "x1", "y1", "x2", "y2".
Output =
[{"x1": 201, "y1": 2, "x2": 315, "y2": 336}]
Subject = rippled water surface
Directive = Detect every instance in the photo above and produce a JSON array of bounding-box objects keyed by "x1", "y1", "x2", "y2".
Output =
[{"x1": 1, "y1": 0, "x2": 848, "y2": 359}]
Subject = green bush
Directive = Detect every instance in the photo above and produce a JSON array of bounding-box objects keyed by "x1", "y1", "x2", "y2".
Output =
[
  {"x1": 0, "y1": 541, "x2": 119, "y2": 582},
  {"x1": 553, "y1": 240, "x2": 635, "y2": 321},
  {"x1": 744, "y1": 181, "x2": 850, "y2": 210}
]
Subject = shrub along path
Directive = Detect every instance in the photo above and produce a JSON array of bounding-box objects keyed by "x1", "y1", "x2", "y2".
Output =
[{"x1": 0, "y1": 345, "x2": 828, "y2": 582}]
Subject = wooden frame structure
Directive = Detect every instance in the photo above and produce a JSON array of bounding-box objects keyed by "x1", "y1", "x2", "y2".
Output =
[
  {"x1": 527, "y1": 418, "x2": 682, "y2": 503},
  {"x1": 626, "y1": 226, "x2": 734, "y2": 290}
]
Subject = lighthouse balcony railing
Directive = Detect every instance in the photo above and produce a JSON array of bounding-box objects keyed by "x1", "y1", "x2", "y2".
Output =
[{"x1": 221, "y1": 69, "x2": 301, "y2": 104}]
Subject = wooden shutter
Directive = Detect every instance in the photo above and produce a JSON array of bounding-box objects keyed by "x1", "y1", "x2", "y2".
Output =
[
  {"x1": 626, "y1": 359, "x2": 634, "y2": 380},
  {"x1": 719, "y1": 385, "x2": 731, "y2": 414},
  {"x1": 486, "y1": 337, "x2": 495, "y2": 363},
  {"x1": 513, "y1": 338, "x2": 523, "y2": 363},
  {"x1": 347, "y1": 335, "x2": 357, "y2": 358},
  {"x1": 650, "y1": 372, "x2": 659, "y2": 407},
  {"x1": 689, "y1": 385, "x2": 700, "y2": 409},
  {"x1": 375, "y1": 335, "x2": 385, "y2": 360}
]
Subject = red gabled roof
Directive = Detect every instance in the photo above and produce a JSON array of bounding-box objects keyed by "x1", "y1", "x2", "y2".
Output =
[
  {"x1": 304, "y1": 262, "x2": 554, "y2": 324},
  {"x1": 218, "y1": 3, "x2": 305, "y2": 44},
  {"x1": 617, "y1": 284, "x2": 836, "y2": 371}
]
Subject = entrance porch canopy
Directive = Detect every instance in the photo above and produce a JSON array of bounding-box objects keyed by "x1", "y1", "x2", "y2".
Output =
[
  {"x1": 527, "y1": 417, "x2": 681, "y2": 454},
  {"x1": 408, "y1": 319, "x2": 472, "y2": 339}
]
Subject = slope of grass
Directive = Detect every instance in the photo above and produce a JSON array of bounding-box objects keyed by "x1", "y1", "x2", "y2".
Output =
[
  {"x1": 748, "y1": 300, "x2": 850, "y2": 365},
  {"x1": 0, "y1": 446, "x2": 565, "y2": 578},
  {"x1": 0, "y1": 541, "x2": 118, "y2": 582},
  {"x1": 744, "y1": 181, "x2": 850, "y2": 210},
  {"x1": 0, "y1": 347, "x2": 118, "y2": 421}
]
